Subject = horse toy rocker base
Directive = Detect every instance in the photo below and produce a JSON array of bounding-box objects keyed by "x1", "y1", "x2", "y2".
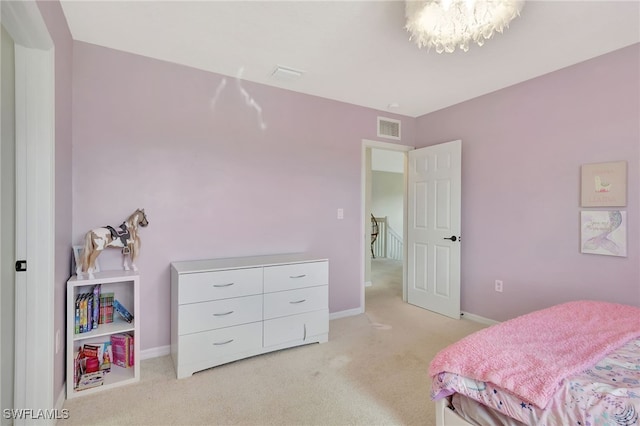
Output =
[{"x1": 77, "y1": 209, "x2": 149, "y2": 278}]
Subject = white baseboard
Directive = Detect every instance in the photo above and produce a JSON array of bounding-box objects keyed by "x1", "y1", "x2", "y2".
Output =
[
  {"x1": 461, "y1": 311, "x2": 500, "y2": 326},
  {"x1": 364, "y1": 281, "x2": 372, "y2": 287},
  {"x1": 141, "y1": 345, "x2": 170, "y2": 360},
  {"x1": 329, "y1": 307, "x2": 364, "y2": 320}
]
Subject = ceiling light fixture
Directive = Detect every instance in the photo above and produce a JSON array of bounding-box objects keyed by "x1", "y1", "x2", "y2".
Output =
[{"x1": 405, "y1": 0, "x2": 524, "y2": 53}]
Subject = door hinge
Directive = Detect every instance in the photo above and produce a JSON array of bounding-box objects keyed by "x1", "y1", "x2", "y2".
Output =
[{"x1": 15, "y1": 260, "x2": 27, "y2": 272}]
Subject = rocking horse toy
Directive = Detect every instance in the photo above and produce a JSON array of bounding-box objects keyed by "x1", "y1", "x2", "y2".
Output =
[{"x1": 77, "y1": 209, "x2": 149, "y2": 278}]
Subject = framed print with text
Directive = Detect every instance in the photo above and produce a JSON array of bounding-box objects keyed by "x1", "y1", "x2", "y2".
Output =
[{"x1": 580, "y1": 210, "x2": 626, "y2": 257}]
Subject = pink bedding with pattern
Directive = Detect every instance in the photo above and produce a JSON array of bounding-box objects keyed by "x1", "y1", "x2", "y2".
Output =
[{"x1": 430, "y1": 301, "x2": 640, "y2": 425}]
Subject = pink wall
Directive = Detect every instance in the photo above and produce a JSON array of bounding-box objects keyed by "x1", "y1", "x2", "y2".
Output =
[
  {"x1": 72, "y1": 42, "x2": 414, "y2": 351},
  {"x1": 416, "y1": 44, "x2": 640, "y2": 321},
  {"x1": 37, "y1": 0, "x2": 73, "y2": 398}
]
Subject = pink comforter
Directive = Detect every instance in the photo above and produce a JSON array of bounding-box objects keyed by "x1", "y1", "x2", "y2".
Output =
[{"x1": 429, "y1": 300, "x2": 640, "y2": 409}]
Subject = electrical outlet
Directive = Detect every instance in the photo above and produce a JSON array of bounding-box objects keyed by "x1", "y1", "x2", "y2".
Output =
[
  {"x1": 495, "y1": 280, "x2": 503, "y2": 293},
  {"x1": 337, "y1": 208, "x2": 344, "y2": 219}
]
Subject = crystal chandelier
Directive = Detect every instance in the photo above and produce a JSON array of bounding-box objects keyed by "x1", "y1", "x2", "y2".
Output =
[{"x1": 405, "y1": 0, "x2": 524, "y2": 53}]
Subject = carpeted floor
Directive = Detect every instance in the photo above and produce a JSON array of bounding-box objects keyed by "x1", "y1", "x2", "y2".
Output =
[{"x1": 60, "y1": 258, "x2": 485, "y2": 425}]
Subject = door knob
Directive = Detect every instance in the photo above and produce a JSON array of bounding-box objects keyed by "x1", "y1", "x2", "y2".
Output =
[{"x1": 443, "y1": 236, "x2": 457, "y2": 241}]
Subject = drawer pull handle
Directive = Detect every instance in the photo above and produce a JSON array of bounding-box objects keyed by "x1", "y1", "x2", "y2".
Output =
[
  {"x1": 212, "y1": 339, "x2": 234, "y2": 346},
  {"x1": 303, "y1": 323, "x2": 307, "y2": 341},
  {"x1": 213, "y1": 282, "x2": 234, "y2": 288},
  {"x1": 290, "y1": 274, "x2": 306, "y2": 279},
  {"x1": 290, "y1": 299, "x2": 306, "y2": 304},
  {"x1": 213, "y1": 311, "x2": 234, "y2": 317}
]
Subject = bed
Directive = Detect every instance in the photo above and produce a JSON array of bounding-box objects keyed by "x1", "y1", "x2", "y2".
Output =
[{"x1": 429, "y1": 300, "x2": 640, "y2": 426}]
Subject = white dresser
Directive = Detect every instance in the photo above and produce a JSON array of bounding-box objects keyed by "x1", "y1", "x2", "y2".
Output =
[{"x1": 171, "y1": 253, "x2": 329, "y2": 379}]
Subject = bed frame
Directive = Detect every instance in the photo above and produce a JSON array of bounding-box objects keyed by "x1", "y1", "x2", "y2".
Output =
[{"x1": 436, "y1": 399, "x2": 474, "y2": 426}]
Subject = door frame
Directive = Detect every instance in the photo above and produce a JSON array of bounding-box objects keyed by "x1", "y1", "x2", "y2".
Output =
[
  {"x1": 360, "y1": 139, "x2": 413, "y2": 311},
  {"x1": 1, "y1": 0, "x2": 55, "y2": 417}
]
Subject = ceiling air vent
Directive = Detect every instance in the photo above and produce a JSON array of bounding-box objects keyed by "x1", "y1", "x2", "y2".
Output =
[
  {"x1": 271, "y1": 65, "x2": 304, "y2": 82},
  {"x1": 377, "y1": 117, "x2": 401, "y2": 140}
]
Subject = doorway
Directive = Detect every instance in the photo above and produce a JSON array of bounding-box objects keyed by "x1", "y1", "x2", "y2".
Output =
[
  {"x1": 370, "y1": 148, "x2": 405, "y2": 299},
  {"x1": 361, "y1": 139, "x2": 462, "y2": 320},
  {"x1": 361, "y1": 139, "x2": 412, "y2": 312}
]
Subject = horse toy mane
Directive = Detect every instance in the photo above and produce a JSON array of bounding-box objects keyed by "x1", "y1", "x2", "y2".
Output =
[{"x1": 77, "y1": 209, "x2": 149, "y2": 278}]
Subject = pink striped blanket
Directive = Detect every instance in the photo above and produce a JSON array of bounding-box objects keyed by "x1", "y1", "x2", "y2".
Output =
[{"x1": 429, "y1": 300, "x2": 640, "y2": 409}]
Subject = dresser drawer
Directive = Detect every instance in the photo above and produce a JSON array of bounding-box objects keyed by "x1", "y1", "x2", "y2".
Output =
[
  {"x1": 178, "y1": 294, "x2": 262, "y2": 335},
  {"x1": 263, "y1": 261, "x2": 328, "y2": 293},
  {"x1": 264, "y1": 309, "x2": 329, "y2": 348},
  {"x1": 264, "y1": 286, "x2": 327, "y2": 320},
  {"x1": 178, "y1": 268, "x2": 262, "y2": 304},
  {"x1": 178, "y1": 322, "x2": 262, "y2": 365}
]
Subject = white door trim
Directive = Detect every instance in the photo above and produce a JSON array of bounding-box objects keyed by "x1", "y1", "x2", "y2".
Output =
[
  {"x1": 1, "y1": 1, "x2": 52, "y2": 49},
  {"x1": 2, "y1": 0, "x2": 55, "y2": 418},
  {"x1": 360, "y1": 139, "x2": 412, "y2": 311}
]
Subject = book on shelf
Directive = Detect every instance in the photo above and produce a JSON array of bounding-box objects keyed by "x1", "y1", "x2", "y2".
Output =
[
  {"x1": 91, "y1": 284, "x2": 100, "y2": 330},
  {"x1": 82, "y1": 343, "x2": 100, "y2": 359},
  {"x1": 86, "y1": 292, "x2": 92, "y2": 332},
  {"x1": 73, "y1": 341, "x2": 113, "y2": 390},
  {"x1": 74, "y1": 295, "x2": 80, "y2": 334},
  {"x1": 76, "y1": 371, "x2": 104, "y2": 391},
  {"x1": 100, "y1": 341, "x2": 112, "y2": 372},
  {"x1": 111, "y1": 333, "x2": 134, "y2": 368},
  {"x1": 74, "y1": 285, "x2": 105, "y2": 334},
  {"x1": 129, "y1": 334, "x2": 134, "y2": 367},
  {"x1": 73, "y1": 349, "x2": 83, "y2": 389},
  {"x1": 80, "y1": 294, "x2": 87, "y2": 333},
  {"x1": 113, "y1": 299, "x2": 134, "y2": 323},
  {"x1": 99, "y1": 292, "x2": 114, "y2": 324}
]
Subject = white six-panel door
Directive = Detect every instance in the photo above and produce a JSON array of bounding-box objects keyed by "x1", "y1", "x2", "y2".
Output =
[
  {"x1": 2, "y1": 1, "x2": 56, "y2": 420},
  {"x1": 407, "y1": 140, "x2": 461, "y2": 319}
]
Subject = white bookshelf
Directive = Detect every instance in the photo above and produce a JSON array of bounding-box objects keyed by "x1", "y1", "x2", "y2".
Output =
[{"x1": 66, "y1": 270, "x2": 140, "y2": 399}]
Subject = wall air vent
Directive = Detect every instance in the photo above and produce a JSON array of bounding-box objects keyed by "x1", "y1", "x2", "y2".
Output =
[{"x1": 377, "y1": 117, "x2": 401, "y2": 140}]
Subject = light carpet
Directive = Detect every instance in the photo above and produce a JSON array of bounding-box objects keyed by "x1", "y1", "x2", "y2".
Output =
[{"x1": 60, "y1": 258, "x2": 485, "y2": 425}]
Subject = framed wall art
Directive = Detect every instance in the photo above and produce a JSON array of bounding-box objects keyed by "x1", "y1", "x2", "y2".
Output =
[
  {"x1": 71, "y1": 245, "x2": 100, "y2": 275},
  {"x1": 581, "y1": 161, "x2": 627, "y2": 207},
  {"x1": 580, "y1": 210, "x2": 627, "y2": 257}
]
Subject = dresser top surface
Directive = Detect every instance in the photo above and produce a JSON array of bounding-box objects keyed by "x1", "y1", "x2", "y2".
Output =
[{"x1": 171, "y1": 253, "x2": 328, "y2": 274}]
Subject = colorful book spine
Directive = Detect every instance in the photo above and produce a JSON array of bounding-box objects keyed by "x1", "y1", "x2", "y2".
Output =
[
  {"x1": 74, "y1": 349, "x2": 83, "y2": 388},
  {"x1": 129, "y1": 334, "x2": 134, "y2": 367},
  {"x1": 74, "y1": 295, "x2": 81, "y2": 334},
  {"x1": 100, "y1": 342, "x2": 112, "y2": 372},
  {"x1": 88, "y1": 291, "x2": 93, "y2": 331},
  {"x1": 99, "y1": 292, "x2": 115, "y2": 324},
  {"x1": 92, "y1": 285, "x2": 100, "y2": 330},
  {"x1": 110, "y1": 334, "x2": 131, "y2": 368},
  {"x1": 80, "y1": 294, "x2": 87, "y2": 333},
  {"x1": 75, "y1": 291, "x2": 100, "y2": 333},
  {"x1": 113, "y1": 299, "x2": 134, "y2": 323}
]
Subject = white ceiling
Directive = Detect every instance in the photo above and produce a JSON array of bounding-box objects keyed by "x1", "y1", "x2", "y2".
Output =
[{"x1": 60, "y1": 1, "x2": 640, "y2": 118}]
